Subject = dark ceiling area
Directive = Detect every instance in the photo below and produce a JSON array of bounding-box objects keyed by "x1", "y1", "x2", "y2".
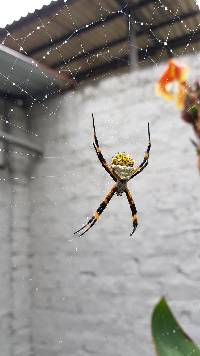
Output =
[{"x1": 0, "y1": 0, "x2": 199, "y2": 84}]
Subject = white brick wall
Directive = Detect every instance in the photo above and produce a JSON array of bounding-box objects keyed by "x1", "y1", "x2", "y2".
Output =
[
  {"x1": 0, "y1": 165, "x2": 12, "y2": 356},
  {"x1": 30, "y1": 55, "x2": 200, "y2": 356},
  {"x1": 1, "y1": 54, "x2": 200, "y2": 356},
  {"x1": 0, "y1": 100, "x2": 32, "y2": 356}
]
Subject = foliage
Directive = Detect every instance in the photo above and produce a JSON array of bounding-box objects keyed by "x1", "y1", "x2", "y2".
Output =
[{"x1": 152, "y1": 298, "x2": 200, "y2": 356}]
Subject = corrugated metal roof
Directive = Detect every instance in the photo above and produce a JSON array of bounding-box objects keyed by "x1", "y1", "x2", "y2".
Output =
[{"x1": 0, "y1": 0, "x2": 199, "y2": 85}]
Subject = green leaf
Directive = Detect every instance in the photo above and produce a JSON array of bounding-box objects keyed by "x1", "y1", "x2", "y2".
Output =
[
  {"x1": 188, "y1": 105, "x2": 198, "y2": 119},
  {"x1": 152, "y1": 298, "x2": 200, "y2": 356}
]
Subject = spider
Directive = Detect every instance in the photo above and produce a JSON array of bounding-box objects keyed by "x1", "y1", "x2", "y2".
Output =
[{"x1": 74, "y1": 114, "x2": 151, "y2": 237}]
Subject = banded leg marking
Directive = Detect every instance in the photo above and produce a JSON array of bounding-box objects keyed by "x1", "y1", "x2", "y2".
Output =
[
  {"x1": 74, "y1": 185, "x2": 117, "y2": 237},
  {"x1": 129, "y1": 122, "x2": 151, "y2": 180},
  {"x1": 125, "y1": 188, "x2": 138, "y2": 236},
  {"x1": 92, "y1": 114, "x2": 118, "y2": 181}
]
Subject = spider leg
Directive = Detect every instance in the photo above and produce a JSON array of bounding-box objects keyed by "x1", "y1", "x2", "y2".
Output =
[
  {"x1": 128, "y1": 122, "x2": 151, "y2": 180},
  {"x1": 125, "y1": 187, "x2": 138, "y2": 236},
  {"x1": 92, "y1": 114, "x2": 118, "y2": 181},
  {"x1": 74, "y1": 184, "x2": 117, "y2": 237}
]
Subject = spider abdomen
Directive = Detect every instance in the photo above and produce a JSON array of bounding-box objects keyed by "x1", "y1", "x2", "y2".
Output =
[
  {"x1": 112, "y1": 152, "x2": 134, "y2": 167},
  {"x1": 111, "y1": 164, "x2": 134, "y2": 180},
  {"x1": 111, "y1": 152, "x2": 135, "y2": 180}
]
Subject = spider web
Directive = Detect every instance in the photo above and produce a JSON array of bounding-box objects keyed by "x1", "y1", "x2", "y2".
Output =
[
  {"x1": 0, "y1": 0, "x2": 199, "y2": 204},
  {"x1": 0, "y1": 0, "x2": 199, "y2": 200},
  {"x1": 1, "y1": 0, "x2": 200, "y2": 353},
  {"x1": 1, "y1": 1, "x2": 199, "y2": 91}
]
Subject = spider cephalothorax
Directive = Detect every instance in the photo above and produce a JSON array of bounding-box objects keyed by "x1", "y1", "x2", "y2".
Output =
[{"x1": 74, "y1": 114, "x2": 151, "y2": 237}]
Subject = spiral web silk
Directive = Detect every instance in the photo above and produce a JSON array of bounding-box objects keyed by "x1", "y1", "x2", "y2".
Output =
[{"x1": 0, "y1": 0, "x2": 199, "y2": 182}]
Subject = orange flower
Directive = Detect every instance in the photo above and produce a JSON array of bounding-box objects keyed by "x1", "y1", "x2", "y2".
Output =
[{"x1": 156, "y1": 60, "x2": 189, "y2": 108}]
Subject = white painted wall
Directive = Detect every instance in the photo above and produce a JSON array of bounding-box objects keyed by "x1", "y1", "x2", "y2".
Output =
[
  {"x1": 1, "y1": 54, "x2": 200, "y2": 356},
  {"x1": 0, "y1": 100, "x2": 33, "y2": 356},
  {"x1": 30, "y1": 56, "x2": 200, "y2": 356}
]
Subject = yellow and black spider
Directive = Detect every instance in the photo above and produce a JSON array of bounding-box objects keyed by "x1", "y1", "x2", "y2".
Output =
[{"x1": 74, "y1": 114, "x2": 151, "y2": 237}]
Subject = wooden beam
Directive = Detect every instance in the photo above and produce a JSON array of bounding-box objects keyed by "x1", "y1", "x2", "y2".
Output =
[
  {"x1": 28, "y1": 11, "x2": 123, "y2": 56},
  {"x1": 51, "y1": 36, "x2": 127, "y2": 68},
  {"x1": 74, "y1": 27, "x2": 200, "y2": 81},
  {"x1": 75, "y1": 51, "x2": 147, "y2": 83},
  {"x1": 146, "y1": 29, "x2": 200, "y2": 53},
  {"x1": 51, "y1": 6, "x2": 200, "y2": 68},
  {"x1": 75, "y1": 56, "x2": 129, "y2": 82},
  {"x1": 27, "y1": 0, "x2": 156, "y2": 56},
  {"x1": 51, "y1": 7, "x2": 200, "y2": 70},
  {"x1": 137, "y1": 9, "x2": 200, "y2": 36}
]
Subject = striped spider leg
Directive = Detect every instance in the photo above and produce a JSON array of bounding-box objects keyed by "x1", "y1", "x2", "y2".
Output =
[
  {"x1": 125, "y1": 187, "x2": 138, "y2": 236},
  {"x1": 124, "y1": 123, "x2": 151, "y2": 235},
  {"x1": 74, "y1": 185, "x2": 117, "y2": 237},
  {"x1": 92, "y1": 113, "x2": 119, "y2": 182},
  {"x1": 128, "y1": 123, "x2": 151, "y2": 180},
  {"x1": 74, "y1": 115, "x2": 118, "y2": 238}
]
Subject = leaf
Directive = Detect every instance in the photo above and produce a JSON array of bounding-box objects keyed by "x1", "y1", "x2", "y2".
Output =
[
  {"x1": 152, "y1": 297, "x2": 200, "y2": 356},
  {"x1": 188, "y1": 105, "x2": 198, "y2": 119}
]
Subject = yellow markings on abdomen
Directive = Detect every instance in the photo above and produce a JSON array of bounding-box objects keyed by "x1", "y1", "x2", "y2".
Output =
[{"x1": 112, "y1": 152, "x2": 134, "y2": 167}]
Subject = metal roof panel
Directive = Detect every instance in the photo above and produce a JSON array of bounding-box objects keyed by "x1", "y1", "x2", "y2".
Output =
[{"x1": 0, "y1": 45, "x2": 73, "y2": 98}]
